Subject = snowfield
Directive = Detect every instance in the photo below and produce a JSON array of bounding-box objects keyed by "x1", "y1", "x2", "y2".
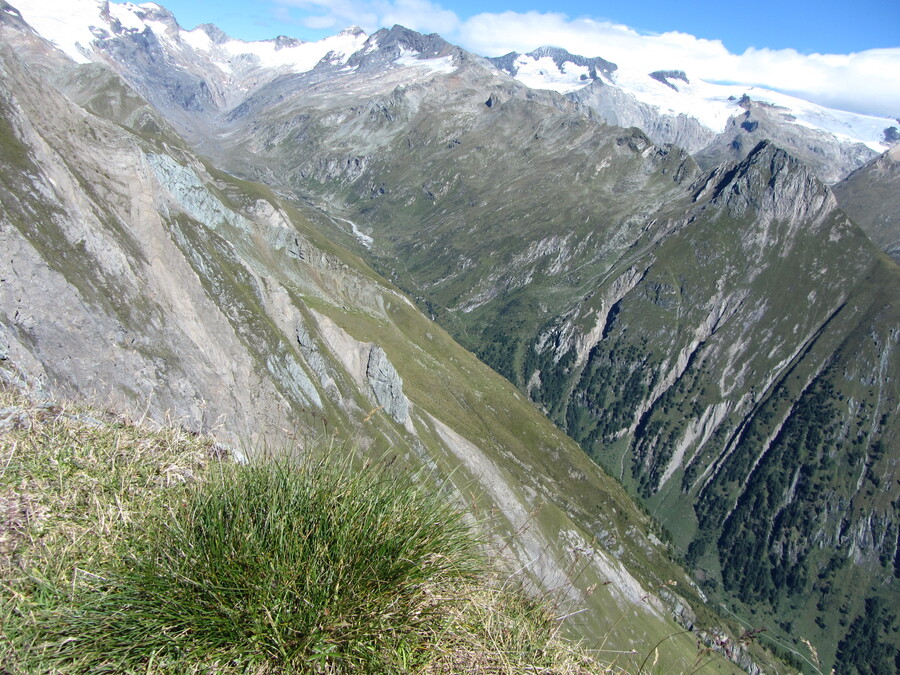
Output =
[{"x1": 505, "y1": 51, "x2": 895, "y2": 151}]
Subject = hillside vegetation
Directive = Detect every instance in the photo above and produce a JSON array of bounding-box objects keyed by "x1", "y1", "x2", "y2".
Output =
[{"x1": 0, "y1": 387, "x2": 624, "y2": 673}]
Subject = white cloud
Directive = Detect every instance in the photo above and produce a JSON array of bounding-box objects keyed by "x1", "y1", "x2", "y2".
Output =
[
  {"x1": 277, "y1": 0, "x2": 458, "y2": 35},
  {"x1": 458, "y1": 12, "x2": 900, "y2": 118},
  {"x1": 275, "y1": 0, "x2": 900, "y2": 118},
  {"x1": 726, "y1": 47, "x2": 900, "y2": 118}
]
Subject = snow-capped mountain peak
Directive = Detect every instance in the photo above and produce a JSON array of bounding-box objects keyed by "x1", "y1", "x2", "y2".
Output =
[
  {"x1": 9, "y1": 0, "x2": 894, "y2": 177},
  {"x1": 487, "y1": 46, "x2": 615, "y2": 94},
  {"x1": 489, "y1": 42, "x2": 895, "y2": 155},
  {"x1": 612, "y1": 64, "x2": 894, "y2": 151},
  {"x1": 10, "y1": 0, "x2": 111, "y2": 63},
  {"x1": 208, "y1": 28, "x2": 369, "y2": 74},
  {"x1": 12, "y1": 0, "x2": 369, "y2": 76}
]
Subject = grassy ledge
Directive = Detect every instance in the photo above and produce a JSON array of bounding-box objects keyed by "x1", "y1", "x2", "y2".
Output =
[{"x1": 0, "y1": 387, "x2": 608, "y2": 673}]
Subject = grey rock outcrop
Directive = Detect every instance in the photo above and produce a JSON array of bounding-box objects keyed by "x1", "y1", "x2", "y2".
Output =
[
  {"x1": 569, "y1": 79, "x2": 716, "y2": 153},
  {"x1": 488, "y1": 46, "x2": 617, "y2": 82},
  {"x1": 146, "y1": 153, "x2": 251, "y2": 232},
  {"x1": 366, "y1": 345, "x2": 409, "y2": 424},
  {"x1": 695, "y1": 98, "x2": 877, "y2": 184},
  {"x1": 295, "y1": 323, "x2": 339, "y2": 399},
  {"x1": 648, "y1": 70, "x2": 689, "y2": 91}
]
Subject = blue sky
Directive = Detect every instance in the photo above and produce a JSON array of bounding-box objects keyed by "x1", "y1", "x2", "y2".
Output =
[
  {"x1": 156, "y1": 0, "x2": 899, "y2": 117},
  {"x1": 160, "y1": 0, "x2": 898, "y2": 55}
]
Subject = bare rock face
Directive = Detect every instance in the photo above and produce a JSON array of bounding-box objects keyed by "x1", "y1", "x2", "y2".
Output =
[
  {"x1": 833, "y1": 144, "x2": 900, "y2": 260},
  {"x1": 570, "y1": 79, "x2": 717, "y2": 153},
  {"x1": 295, "y1": 324, "x2": 339, "y2": 399},
  {"x1": 365, "y1": 345, "x2": 409, "y2": 424},
  {"x1": 694, "y1": 99, "x2": 877, "y2": 184}
]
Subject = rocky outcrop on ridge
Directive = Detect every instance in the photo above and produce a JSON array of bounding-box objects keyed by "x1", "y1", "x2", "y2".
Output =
[{"x1": 366, "y1": 345, "x2": 410, "y2": 424}]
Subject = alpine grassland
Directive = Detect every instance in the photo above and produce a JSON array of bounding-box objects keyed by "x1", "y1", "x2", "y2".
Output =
[{"x1": 0, "y1": 387, "x2": 611, "y2": 673}]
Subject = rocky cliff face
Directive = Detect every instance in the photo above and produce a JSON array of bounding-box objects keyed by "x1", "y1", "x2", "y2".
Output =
[
  {"x1": 0, "y1": 10, "x2": 745, "y2": 670},
  {"x1": 365, "y1": 345, "x2": 410, "y2": 424}
]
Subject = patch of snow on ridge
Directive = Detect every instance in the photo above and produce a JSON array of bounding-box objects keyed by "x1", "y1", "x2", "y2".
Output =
[
  {"x1": 738, "y1": 88, "x2": 894, "y2": 152},
  {"x1": 511, "y1": 55, "x2": 591, "y2": 94},
  {"x1": 500, "y1": 47, "x2": 895, "y2": 150},
  {"x1": 14, "y1": 0, "x2": 368, "y2": 76},
  {"x1": 395, "y1": 48, "x2": 457, "y2": 74},
  {"x1": 220, "y1": 29, "x2": 367, "y2": 73},
  {"x1": 176, "y1": 28, "x2": 236, "y2": 75},
  {"x1": 13, "y1": 0, "x2": 106, "y2": 63},
  {"x1": 107, "y1": 3, "x2": 148, "y2": 33},
  {"x1": 611, "y1": 66, "x2": 894, "y2": 149},
  {"x1": 611, "y1": 67, "x2": 740, "y2": 132},
  {"x1": 180, "y1": 26, "x2": 213, "y2": 51}
]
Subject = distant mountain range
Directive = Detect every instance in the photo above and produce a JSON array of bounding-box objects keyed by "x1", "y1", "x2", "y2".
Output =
[
  {"x1": 489, "y1": 45, "x2": 894, "y2": 154},
  {"x1": 3, "y1": 1, "x2": 899, "y2": 672},
  {"x1": 17, "y1": 0, "x2": 897, "y2": 181}
]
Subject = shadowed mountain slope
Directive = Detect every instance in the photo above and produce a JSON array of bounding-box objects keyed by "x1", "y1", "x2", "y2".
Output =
[{"x1": 834, "y1": 145, "x2": 900, "y2": 261}]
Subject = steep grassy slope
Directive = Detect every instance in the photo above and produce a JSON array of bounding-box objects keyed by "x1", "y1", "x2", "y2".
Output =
[
  {"x1": 0, "y1": 389, "x2": 612, "y2": 673},
  {"x1": 0, "y1": 16, "x2": 766, "y2": 673},
  {"x1": 527, "y1": 146, "x2": 900, "y2": 671}
]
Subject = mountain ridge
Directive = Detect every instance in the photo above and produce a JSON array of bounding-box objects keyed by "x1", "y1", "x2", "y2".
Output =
[{"x1": 12, "y1": 0, "x2": 895, "y2": 183}]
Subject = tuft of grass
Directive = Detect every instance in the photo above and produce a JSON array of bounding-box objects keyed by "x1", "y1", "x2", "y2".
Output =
[
  {"x1": 0, "y1": 388, "x2": 220, "y2": 672},
  {"x1": 423, "y1": 583, "x2": 609, "y2": 674},
  {"x1": 0, "y1": 388, "x2": 609, "y2": 673},
  {"x1": 40, "y1": 459, "x2": 482, "y2": 672}
]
